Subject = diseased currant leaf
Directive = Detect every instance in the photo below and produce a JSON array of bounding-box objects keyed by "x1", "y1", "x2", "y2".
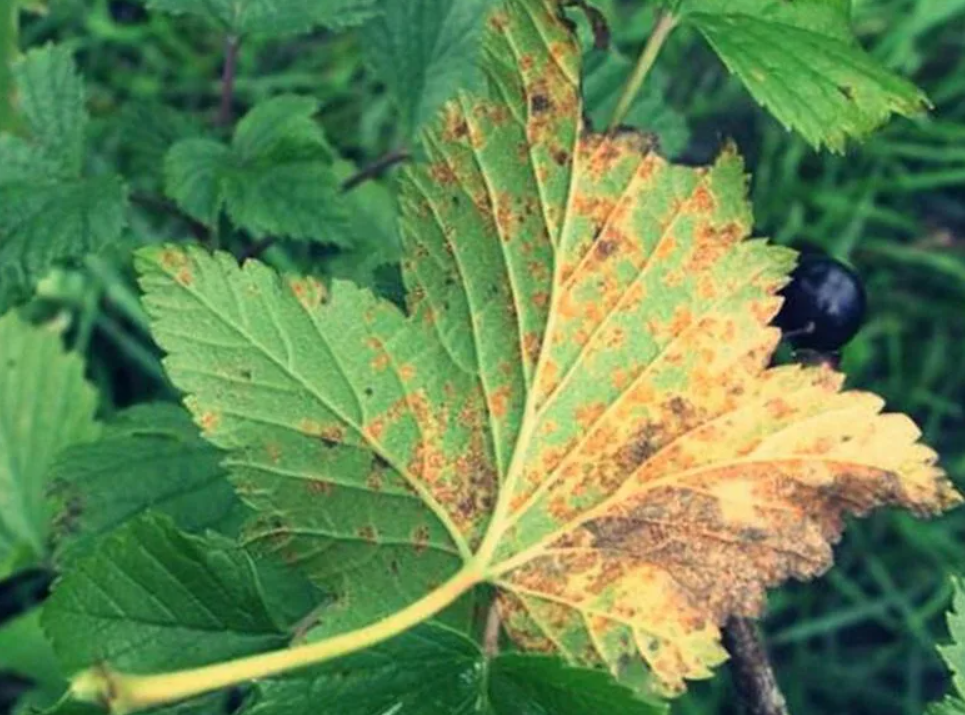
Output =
[
  {"x1": 674, "y1": 0, "x2": 928, "y2": 151},
  {"x1": 136, "y1": 0, "x2": 958, "y2": 696},
  {"x1": 164, "y1": 96, "x2": 349, "y2": 244},
  {"x1": 49, "y1": 403, "x2": 243, "y2": 564},
  {"x1": 42, "y1": 515, "x2": 287, "y2": 674},
  {"x1": 242, "y1": 623, "x2": 666, "y2": 715},
  {"x1": 137, "y1": 247, "x2": 470, "y2": 636},
  {"x1": 930, "y1": 579, "x2": 965, "y2": 714},
  {"x1": 143, "y1": 0, "x2": 379, "y2": 36},
  {"x1": 0, "y1": 313, "x2": 100, "y2": 576},
  {"x1": 363, "y1": 0, "x2": 498, "y2": 141},
  {"x1": 0, "y1": 47, "x2": 128, "y2": 305}
]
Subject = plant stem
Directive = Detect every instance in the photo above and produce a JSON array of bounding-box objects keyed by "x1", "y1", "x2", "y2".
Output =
[
  {"x1": 217, "y1": 35, "x2": 240, "y2": 127},
  {"x1": 722, "y1": 617, "x2": 790, "y2": 715},
  {"x1": 608, "y1": 11, "x2": 677, "y2": 131},
  {"x1": 70, "y1": 564, "x2": 482, "y2": 715},
  {"x1": 341, "y1": 148, "x2": 412, "y2": 191},
  {"x1": 0, "y1": 0, "x2": 19, "y2": 133}
]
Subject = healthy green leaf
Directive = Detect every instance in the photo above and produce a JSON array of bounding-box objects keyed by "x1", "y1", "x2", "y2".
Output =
[
  {"x1": 243, "y1": 624, "x2": 666, "y2": 715},
  {"x1": 134, "y1": 0, "x2": 956, "y2": 698},
  {"x1": 118, "y1": 103, "x2": 204, "y2": 190},
  {"x1": 0, "y1": 313, "x2": 100, "y2": 575},
  {"x1": 931, "y1": 579, "x2": 965, "y2": 714},
  {"x1": 143, "y1": 0, "x2": 379, "y2": 37},
  {"x1": 0, "y1": 47, "x2": 128, "y2": 306},
  {"x1": 43, "y1": 515, "x2": 287, "y2": 674},
  {"x1": 49, "y1": 403, "x2": 243, "y2": 564},
  {"x1": 164, "y1": 96, "x2": 349, "y2": 244},
  {"x1": 0, "y1": 609, "x2": 66, "y2": 715},
  {"x1": 363, "y1": 0, "x2": 497, "y2": 141},
  {"x1": 674, "y1": 0, "x2": 928, "y2": 150},
  {"x1": 325, "y1": 160, "x2": 403, "y2": 291}
]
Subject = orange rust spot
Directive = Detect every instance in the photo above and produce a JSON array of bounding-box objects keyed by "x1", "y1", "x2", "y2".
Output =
[
  {"x1": 575, "y1": 402, "x2": 606, "y2": 430},
  {"x1": 412, "y1": 524, "x2": 431, "y2": 553},
  {"x1": 522, "y1": 331, "x2": 543, "y2": 365},
  {"x1": 692, "y1": 185, "x2": 715, "y2": 213},
  {"x1": 365, "y1": 418, "x2": 385, "y2": 441},
  {"x1": 371, "y1": 353, "x2": 390, "y2": 372},
  {"x1": 175, "y1": 267, "x2": 193, "y2": 286},
  {"x1": 356, "y1": 525, "x2": 379, "y2": 543},
  {"x1": 490, "y1": 385, "x2": 513, "y2": 419},
  {"x1": 308, "y1": 479, "x2": 333, "y2": 496},
  {"x1": 159, "y1": 247, "x2": 188, "y2": 271},
  {"x1": 199, "y1": 411, "x2": 220, "y2": 433},
  {"x1": 429, "y1": 162, "x2": 457, "y2": 185}
]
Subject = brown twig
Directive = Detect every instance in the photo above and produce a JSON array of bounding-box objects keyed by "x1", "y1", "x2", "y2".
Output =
[
  {"x1": 341, "y1": 149, "x2": 412, "y2": 192},
  {"x1": 217, "y1": 35, "x2": 241, "y2": 127},
  {"x1": 723, "y1": 617, "x2": 790, "y2": 715},
  {"x1": 130, "y1": 192, "x2": 210, "y2": 243}
]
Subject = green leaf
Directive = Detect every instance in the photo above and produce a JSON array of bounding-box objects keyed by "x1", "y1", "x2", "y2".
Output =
[
  {"x1": 582, "y1": 51, "x2": 689, "y2": 158},
  {"x1": 0, "y1": 313, "x2": 100, "y2": 574},
  {"x1": 164, "y1": 97, "x2": 349, "y2": 244},
  {"x1": 136, "y1": 246, "x2": 467, "y2": 635},
  {"x1": 118, "y1": 103, "x2": 204, "y2": 189},
  {"x1": 363, "y1": 0, "x2": 497, "y2": 140},
  {"x1": 49, "y1": 403, "x2": 244, "y2": 564},
  {"x1": 11, "y1": 45, "x2": 85, "y2": 175},
  {"x1": 164, "y1": 139, "x2": 230, "y2": 227},
  {"x1": 931, "y1": 578, "x2": 965, "y2": 714},
  {"x1": 244, "y1": 624, "x2": 666, "y2": 715},
  {"x1": 144, "y1": 0, "x2": 379, "y2": 37},
  {"x1": 675, "y1": 0, "x2": 928, "y2": 150},
  {"x1": 325, "y1": 160, "x2": 403, "y2": 291},
  {"x1": 42, "y1": 515, "x2": 287, "y2": 674},
  {"x1": 135, "y1": 0, "x2": 955, "y2": 698},
  {"x1": 0, "y1": 608, "x2": 66, "y2": 715},
  {"x1": 0, "y1": 47, "x2": 128, "y2": 304}
]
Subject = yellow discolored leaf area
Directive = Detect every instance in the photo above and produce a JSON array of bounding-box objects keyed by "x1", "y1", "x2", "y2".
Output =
[{"x1": 137, "y1": 0, "x2": 961, "y2": 701}]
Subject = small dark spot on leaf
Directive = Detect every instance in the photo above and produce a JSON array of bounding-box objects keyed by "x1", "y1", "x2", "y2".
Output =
[
  {"x1": 412, "y1": 524, "x2": 430, "y2": 553},
  {"x1": 838, "y1": 85, "x2": 854, "y2": 100},
  {"x1": 531, "y1": 94, "x2": 551, "y2": 114}
]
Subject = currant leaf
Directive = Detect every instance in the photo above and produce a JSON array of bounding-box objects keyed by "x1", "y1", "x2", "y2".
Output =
[
  {"x1": 133, "y1": 0, "x2": 957, "y2": 697},
  {"x1": 0, "y1": 312, "x2": 100, "y2": 577},
  {"x1": 163, "y1": 96, "x2": 349, "y2": 244},
  {"x1": 675, "y1": 0, "x2": 928, "y2": 150},
  {"x1": 0, "y1": 47, "x2": 128, "y2": 310}
]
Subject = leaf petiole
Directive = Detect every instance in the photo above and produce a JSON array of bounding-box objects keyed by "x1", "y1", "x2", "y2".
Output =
[
  {"x1": 608, "y1": 11, "x2": 677, "y2": 130},
  {"x1": 70, "y1": 563, "x2": 484, "y2": 714}
]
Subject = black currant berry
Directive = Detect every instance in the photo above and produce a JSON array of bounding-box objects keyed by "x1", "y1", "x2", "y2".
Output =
[{"x1": 774, "y1": 253, "x2": 867, "y2": 352}]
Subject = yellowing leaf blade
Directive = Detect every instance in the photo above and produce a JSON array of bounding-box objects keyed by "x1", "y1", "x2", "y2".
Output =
[{"x1": 135, "y1": 0, "x2": 959, "y2": 701}]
